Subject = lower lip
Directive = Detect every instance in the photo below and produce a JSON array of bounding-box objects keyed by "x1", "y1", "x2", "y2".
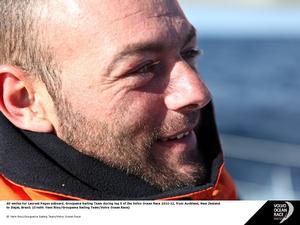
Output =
[{"x1": 154, "y1": 130, "x2": 197, "y2": 154}]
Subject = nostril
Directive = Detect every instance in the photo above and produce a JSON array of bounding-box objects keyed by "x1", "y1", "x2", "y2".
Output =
[
  {"x1": 164, "y1": 82, "x2": 211, "y2": 111},
  {"x1": 179, "y1": 100, "x2": 210, "y2": 113},
  {"x1": 184, "y1": 104, "x2": 201, "y2": 111}
]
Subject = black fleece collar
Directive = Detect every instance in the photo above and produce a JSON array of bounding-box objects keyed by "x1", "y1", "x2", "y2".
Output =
[{"x1": 0, "y1": 102, "x2": 223, "y2": 200}]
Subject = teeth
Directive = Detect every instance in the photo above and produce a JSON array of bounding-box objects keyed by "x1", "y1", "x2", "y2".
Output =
[
  {"x1": 160, "y1": 131, "x2": 190, "y2": 142},
  {"x1": 176, "y1": 133, "x2": 184, "y2": 139}
]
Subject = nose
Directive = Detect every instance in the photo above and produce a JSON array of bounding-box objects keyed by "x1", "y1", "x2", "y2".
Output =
[{"x1": 164, "y1": 61, "x2": 211, "y2": 112}]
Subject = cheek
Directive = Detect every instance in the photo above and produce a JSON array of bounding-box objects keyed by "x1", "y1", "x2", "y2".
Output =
[
  {"x1": 63, "y1": 81, "x2": 166, "y2": 134},
  {"x1": 110, "y1": 91, "x2": 166, "y2": 132}
]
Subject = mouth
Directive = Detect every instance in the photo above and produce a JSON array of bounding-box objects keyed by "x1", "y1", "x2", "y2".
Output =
[
  {"x1": 153, "y1": 128, "x2": 198, "y2": 159},
  {"x1": 158, "y1": 130, "x2": 192, "y2": 142}
]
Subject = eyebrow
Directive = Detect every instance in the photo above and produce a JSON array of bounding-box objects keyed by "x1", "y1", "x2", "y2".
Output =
[{"x1": 106, "y1": 25, "x2": 197, "y2": 75}]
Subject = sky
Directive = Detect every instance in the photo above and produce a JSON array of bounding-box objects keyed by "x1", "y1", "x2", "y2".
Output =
[{"x1": 179, "y1": 4, "x2": 300, "y2": 38}]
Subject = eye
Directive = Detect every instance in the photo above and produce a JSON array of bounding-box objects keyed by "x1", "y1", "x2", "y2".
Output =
[
  {"x1": 181, "y1": 48, "x2": 203, "y2": 60},
  {"x1": 130, "y1": 60, "x2": 160, "y2": 75}
]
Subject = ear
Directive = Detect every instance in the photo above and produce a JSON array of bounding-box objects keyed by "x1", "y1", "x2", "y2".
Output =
[{"x1": 0, "y1": 65, "x2": 54, "y2": 132}]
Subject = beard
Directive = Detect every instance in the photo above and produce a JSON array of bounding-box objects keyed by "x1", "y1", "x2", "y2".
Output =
[{"x1": 53, "y1": 95, "x2": 207, "y2": 191}]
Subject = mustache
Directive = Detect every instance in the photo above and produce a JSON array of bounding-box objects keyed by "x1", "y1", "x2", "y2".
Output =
[{"x1": 157, "y1": 109, "x2": 201, "y2": 138}]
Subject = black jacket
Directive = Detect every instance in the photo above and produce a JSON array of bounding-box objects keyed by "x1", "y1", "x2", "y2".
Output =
[{"x1": 0, "y1": 102, "x2": 237, "y2": 200}]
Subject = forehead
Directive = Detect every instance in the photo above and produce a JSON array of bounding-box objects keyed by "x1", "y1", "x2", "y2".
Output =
[
  {"x1": 39, "y1": 0, "x2": 190, "y2": 66},
  {"x1": 78, "y1": 0, "x2": 185, "y2": 25},
  {"x1": 87, "y1": 0, "x2": 184, "y2": 21}
]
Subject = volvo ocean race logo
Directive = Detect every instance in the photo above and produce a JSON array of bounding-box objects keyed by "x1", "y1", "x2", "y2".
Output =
[{"x1": 273, "y1": 202, "x2": 294, "y2": 223}]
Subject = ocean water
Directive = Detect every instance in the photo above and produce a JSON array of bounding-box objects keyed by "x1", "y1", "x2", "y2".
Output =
[
  {"x1": 198, "y1": 38, "x2": 300, "y2": 144},
  {"x1": 179, "y1": 4, "x2": 300, "y2": 199},
  {"x1": 197, "y1": 38, "x2": 300, "y2": 199}
]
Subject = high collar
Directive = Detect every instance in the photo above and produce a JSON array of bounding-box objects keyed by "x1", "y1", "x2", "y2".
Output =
[{"x1": 0, "y1": 102, "x2": 225, "y2": 200}]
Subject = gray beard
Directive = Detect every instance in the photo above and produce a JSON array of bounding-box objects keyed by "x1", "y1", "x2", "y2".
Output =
[{"x1": 54, "y1": 96, "x2": 207, "y2": 191}]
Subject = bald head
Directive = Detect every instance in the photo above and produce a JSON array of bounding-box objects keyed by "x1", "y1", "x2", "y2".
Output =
[{"x1": 0, "y1": 0, "x2": 186, "y2": 98}]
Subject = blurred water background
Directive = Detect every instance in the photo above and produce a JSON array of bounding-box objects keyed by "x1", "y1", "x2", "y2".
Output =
[{"x1": 179, "y1": 0, "x2": 300, "y2": 199}]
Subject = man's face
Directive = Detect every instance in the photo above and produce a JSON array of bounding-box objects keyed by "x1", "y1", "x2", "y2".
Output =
[{"x1": 41, "y1": 0, "x2": 211, "y2": 190}]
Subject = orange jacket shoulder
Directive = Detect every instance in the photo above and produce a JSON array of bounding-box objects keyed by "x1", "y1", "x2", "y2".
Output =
[{"x1": 0, "y1": 175, "x2": 83, "y2": 200}]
